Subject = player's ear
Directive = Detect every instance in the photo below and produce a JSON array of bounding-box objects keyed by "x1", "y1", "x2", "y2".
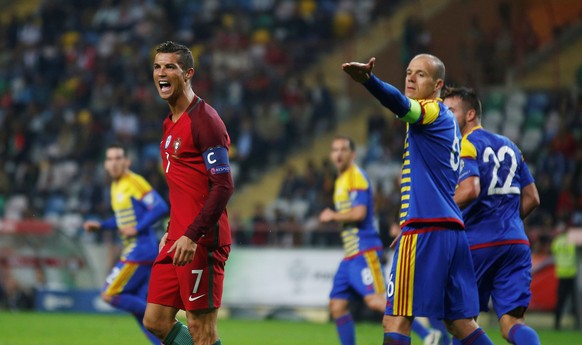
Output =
[
  {"x1": 434, "y1": 78, "x2": 444, "y2": 92},
  {"x1": 467, "y1": 108, "x2": 477, "y2": 122},
  {"x1": 184, "y1": 68, "x2": 195, "y2": 82}
]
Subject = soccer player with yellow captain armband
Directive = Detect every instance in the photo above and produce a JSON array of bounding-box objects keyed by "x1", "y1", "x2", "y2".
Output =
[
  {"x1": 83, "y1": 144, "x2": 169, "y2": 345},
  {"x1": 342, "y1": 55, "x2": 494, "y2": 345}
]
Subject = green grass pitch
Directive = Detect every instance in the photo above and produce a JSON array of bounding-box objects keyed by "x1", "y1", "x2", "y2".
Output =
[{"x1": 0, "y1": 312, "x2": 579, "y2": 345}]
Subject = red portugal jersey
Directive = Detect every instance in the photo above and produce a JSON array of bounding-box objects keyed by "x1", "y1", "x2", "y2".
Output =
[{"x1": 161, "y1": 96, "x2": 234, "y2": 247}]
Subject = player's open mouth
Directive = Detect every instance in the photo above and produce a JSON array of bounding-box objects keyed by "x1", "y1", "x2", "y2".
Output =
[{"x1": 159, "y1": 81, "x2": 171, "y2": 92}]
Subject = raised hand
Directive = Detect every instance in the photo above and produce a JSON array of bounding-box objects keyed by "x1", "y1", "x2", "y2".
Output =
[{"x1": 342, "y1": 57, "x2": 376, "y2": 83}]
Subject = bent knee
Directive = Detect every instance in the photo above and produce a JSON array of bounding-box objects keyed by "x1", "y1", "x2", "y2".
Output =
[
  {"x1": 329, "y1": 299, "x2": 349, "y2": 319},
  {"x1": 499, "y1": 313, "x2": 525, "y2": 340},
  {"x1": 445, "y1": 318, "x2": 479, "y2": 339},
  {"x1": 100, "y1": 292, "x2": 114, "y2": 304},
  {"x1": 143, "y1": 315, "x2": 173, "y2": 338},
  {"x1": 363, "y1": 293, "x2": 387, "y2": 313}
]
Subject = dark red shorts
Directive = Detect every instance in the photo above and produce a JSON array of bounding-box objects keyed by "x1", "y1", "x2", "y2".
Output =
[{"x1": 147, "y1": 239, "x2": 230, "y2": 311}]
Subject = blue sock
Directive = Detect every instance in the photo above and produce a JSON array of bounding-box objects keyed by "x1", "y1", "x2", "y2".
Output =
[
  {"x1": 428, "y1": 317, "x2": 451, "y2": 345},
  {"x1": 335, "y1": 314, "x2": 355, "y2": 345},
  {"x1": 383, "y1": 332, "x2": 411, "y2": 345},
  {"x1": 460, "y1": 328, "x2": 493, "y2": 345},
  {"x1": 411, "y1": 319, "x2": 429, "y2": 339},
  {"x1": 507, "y1": 324, "x2": 540, "y2": 345},
  {"x1": 111, "y1": 294, "x2": 160, "y2": 344},
  {"x1": 111, "y1": 293, "x2": 147, "y2": 315}
]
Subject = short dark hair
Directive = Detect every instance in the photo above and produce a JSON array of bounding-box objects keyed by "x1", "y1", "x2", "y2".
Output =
[
  {"x1": 106, "y1": 143, "x2": 128, "y2": 157},
  {"x1": 333, "y1": 134, "x2": 356, "y2": 151},
  {"x1": 155, "y1": 41, "x2": 195, "y2": 70},
  {"x1": 442, "y1": 86, "x2": 482, "y2": 117}
]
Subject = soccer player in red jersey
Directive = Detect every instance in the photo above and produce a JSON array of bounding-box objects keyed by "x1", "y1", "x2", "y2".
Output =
[{"x1": 143, "y1": 41, "x2": 234, "y2": 345}]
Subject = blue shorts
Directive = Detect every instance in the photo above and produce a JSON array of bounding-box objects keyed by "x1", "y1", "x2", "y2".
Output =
[
  {"x1": 471, "y1": 244, "x2": 532, "y2": 319},
  {"x1": 103, "y1": 260, "x2": 152, "y2": 298},
  {"x1": 385, "y1": 227, "x2": 479, "y2": 320},
  {"x1": 330, "y1": 249, "x2": 386, "y2": 300}
]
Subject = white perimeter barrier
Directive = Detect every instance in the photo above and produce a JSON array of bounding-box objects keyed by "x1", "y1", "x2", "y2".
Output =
[{"x1": 223, "y1": 248, "x2": 344, "y2": 308}]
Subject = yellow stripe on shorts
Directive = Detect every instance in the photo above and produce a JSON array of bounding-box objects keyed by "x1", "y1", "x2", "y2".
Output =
[
  {"x1": 393, "y1": 233, "x2": 417, "y2": 316},
  {"x1": 105, "y1": 262, "x2": 139, "y2": 295},
  {"x1": 364, "y1": 250, "x2": 386, "y2": 294}
]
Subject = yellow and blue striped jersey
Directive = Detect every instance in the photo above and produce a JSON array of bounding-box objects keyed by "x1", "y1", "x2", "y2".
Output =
[
  {"x1": 103, "y1": 172, "x2": 168, "y2": 263},
  {"x1": 334, "y1": 164, "x2": 383, "y2": 257},
  {"x1": 399, "y1": 99, "x2": 464, "y2": 229}
]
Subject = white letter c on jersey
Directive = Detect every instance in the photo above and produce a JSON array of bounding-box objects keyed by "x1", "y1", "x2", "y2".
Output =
[{"x1": 207, "y1": 152, "x2": 216, "y2": 164}]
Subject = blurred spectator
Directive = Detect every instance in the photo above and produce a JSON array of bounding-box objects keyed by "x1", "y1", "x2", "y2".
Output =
[
  {"x1": 401, "y1": 15, "x2": 431, "y2": 70},
  {"x1": 309, "y1": 74, "x2": 336, "y2": 134},
  {"x1": 279, "y1": 165, "x2": 303, "y2": 200},
  {"x1": 0, "y1": 0, "x2": 580, "y2": 255},
  {"x1": 230, "y1": 210, "x2": 250, "y2": 246},
  {"x1": 551, "y1": 224, "x2": 580, "y2": 330},
  {"x1": 0, "y1": 269, "x2": 34, "y2": 311},
  {"x1": 0, "y1": 0, "x2": 386, "y2": 227},
  {"x1": 250, "y1": 202, "x2": 270, "y2": 246}
]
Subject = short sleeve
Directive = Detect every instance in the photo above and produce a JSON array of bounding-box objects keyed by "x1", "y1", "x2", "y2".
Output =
[
  {"x1": 349, "y1": 171, "x2": 370, "y2": 207},
  {"x1": 520, "y1": 160, "x2": 535, "y2": 187}
]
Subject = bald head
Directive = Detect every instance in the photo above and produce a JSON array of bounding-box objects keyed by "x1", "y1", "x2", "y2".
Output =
[
  {"x1": 413, "y1": 54, "x2": 445, "y2": 81},
  {"x1": 405, "y1": 54, "x2": 446, "y2": 99}
]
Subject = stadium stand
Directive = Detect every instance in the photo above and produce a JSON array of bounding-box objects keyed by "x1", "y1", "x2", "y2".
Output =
[{"x1": 1, "y1": 0, "x2": 582, "y2": 316}]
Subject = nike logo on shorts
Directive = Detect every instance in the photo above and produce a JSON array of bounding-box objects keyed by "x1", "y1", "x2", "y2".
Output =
[{"x1": 189, "y1": 294, "x2": 206, "y2": 302}]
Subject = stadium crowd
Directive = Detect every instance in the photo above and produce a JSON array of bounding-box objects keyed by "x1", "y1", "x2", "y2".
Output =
[
  {"x1": 247, "y1": 87, "x2": 582, "y2": 252},
  {"x1": 0, "y1": 0, "x2": 580, "y2": 255},
  {"x1": 0, "y1": 0, "x2": 393, "y2": 228}
]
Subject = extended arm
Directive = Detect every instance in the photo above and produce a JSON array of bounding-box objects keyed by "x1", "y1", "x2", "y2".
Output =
[
  {"x1": 363, "y1": 75, "x2": 421, "y2": 122},
  {"x1": 342, "y1": 57, "x2": 421, "y2": 123}
]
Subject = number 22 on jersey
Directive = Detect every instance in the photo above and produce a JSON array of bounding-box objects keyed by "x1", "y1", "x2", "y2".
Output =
[{"x1": 483, "y1": 145, "x2": 520, "y2": 196}]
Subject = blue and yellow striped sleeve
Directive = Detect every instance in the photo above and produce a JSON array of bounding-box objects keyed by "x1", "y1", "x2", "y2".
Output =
[
  {"x1": 349, "y1": 169, "x2": 370, "y2": 207},
  {"x1": 459, "y1": 136, "x2": 479, "y2": 182}
]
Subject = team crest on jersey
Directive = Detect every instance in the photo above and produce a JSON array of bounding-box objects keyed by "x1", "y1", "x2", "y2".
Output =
[
  {"x1": 164, "y1": 135, "x2": 172, "y2": 149},
  {"x1": 173, "y1": 137, "x2": 182, "y2": 153}
]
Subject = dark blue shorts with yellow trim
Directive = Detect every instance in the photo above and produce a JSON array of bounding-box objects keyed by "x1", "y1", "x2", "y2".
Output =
[
  {"x1": 330, "y1": 249, "x2": 386, "y2": 300},
  {"x1": 103, "y1": 260, "x2": 152, "y2": 298},
  {"x1": 385, "y1": 227, "x2": 479, "y2": 320}
]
